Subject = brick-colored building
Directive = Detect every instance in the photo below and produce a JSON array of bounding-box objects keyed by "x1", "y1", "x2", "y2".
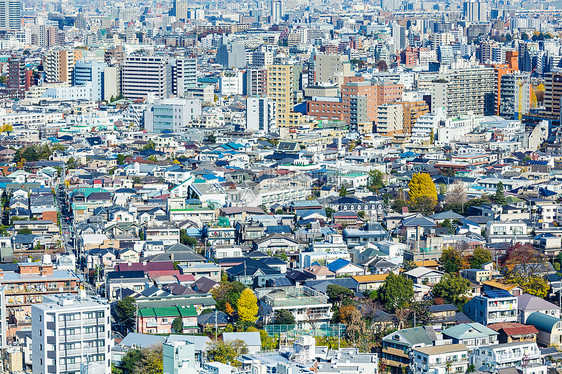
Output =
[{"x1": 390, "y1": 100, "x2": 430, "y2": 135}]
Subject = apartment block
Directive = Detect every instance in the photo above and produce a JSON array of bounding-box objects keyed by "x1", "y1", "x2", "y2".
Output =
[
  {"x1": 44, "y1": 49, "x2": 83, "y2": 83},
  {"x1": 376, "y1": 103, "x2": 403, "y2": 135},
  {"x1": 31, "y1": 293, "x2": 112, "y2": 374},
  {"x1": 267, "y1": 64, "x2": 303, "y2": 127},
  {"x1": 122, "y1": 55, "x2": 171, "y2": 99},
  {"x1": 391, "y1": 100, "x2": 430, "y2": 135},
  {"x1": 499, "y1": 73, "x2": 531, "y2": 119}
]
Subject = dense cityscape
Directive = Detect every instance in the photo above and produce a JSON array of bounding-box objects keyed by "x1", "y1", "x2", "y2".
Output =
[{"x1": 2, "y1": 0, "x2": 562, "y2": 373}]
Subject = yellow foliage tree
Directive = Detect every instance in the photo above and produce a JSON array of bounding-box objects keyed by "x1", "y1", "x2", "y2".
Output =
[
  {"x1": 225, "y1": 302, "x2": 234, "y2": 315},
  {"x1": 237, "y1": 288, "x2": 258, "y2": 322},
  {"x1": 408, "y1": 173, "x2": 437, "y2": 213}
]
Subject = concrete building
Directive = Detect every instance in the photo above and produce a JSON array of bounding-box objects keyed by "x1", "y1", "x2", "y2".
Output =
[
  {"x1": 31, "y1": 293, "x2": 112, "y2": 374},
  {"x1": 45, "y1": 49, "x2": 83, "y2": 83},
  {"x1": 472, "y1": 341, "x2": 543, "y2": 372},
  {"x1": 244, "y1": 69, "x2": 267, "y2": 96},
  {"x1": 270, "y1": 0, "x2": 284, "y2": 24},
  {"x1": 73, "y1": 60, "x2": 107, "y2": 101},
  {"x1": 391, "y1": 100, "x2": 430, "y2": 135},
  {"x1": 267, "y1": 64, "x2": 303, "y2": 128},
  {"x1": 163, "y1": 340, "x2": 196, "y2": 374},
  {"x1": 144, "y1": 98, "x2": 202, "y2": 133},
  {"x1": 376, "y1": 103, "x2": 403, "y2": 135},
  {"x1": 171, "y1": 58, "x2": 197, "y2": 98},
  {"x1": 463, "y1": 290, "x2": 518, "y2": 325},
  {"x1": 411, "y1": 344, "x2": 469, "y2": 374},
  {"x1": 499, "y1": 73, "x2": 531, "y2": 119},
  {"x1": 216, "y1": 43, "x2": 246, "y2": 69},
  {"x1": 122, "y1": 55, "x2": 171, "y2": 99},
  {"x1": 246, "y1": 97, "x2": 276, "y2": 134},
  {"x1": 314, "y1": 54, "x2": 352, "y2": 84},
  {"x1": 219, "y1": 71, "x2": 244, "y2": 96},
  {"x1": 0, "y1": 0, "x2": 21, "y2": 30},
  {"x1": 432, "y1": 62, "x2": 496, "y2": 117},
  {"x1": 463, "y1": 0, "x2": 489, "y2": 22},
  {"x1": 103, "y1": 66, "x2": 120, "y2": 101},
  {"x1": 544, "y1": 71, "x2": 562, "y2": 117}
]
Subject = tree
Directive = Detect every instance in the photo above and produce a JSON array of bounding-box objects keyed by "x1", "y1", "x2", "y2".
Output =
[
  {"x1": 492, "y1": 182, "x2": 506, "y2": 205},
  {"x1": 17, "y1": 228, "x2": 33, "y2": 235},
  {"x1": 445, "y1": 182, "x2": 467, "y2": 210},
  {"x1": 326, "y1": 207, "x2": 335, "y2": 219},
  {"x1": 408, "y1": 173, "x2": 437, "y2": 213},
  {"x1": 212, "y1": 281, "x2": 246, "y2": 312},
  {"x1": 429, "y1": 128, "x2": 434, "y2": 144},
  {"x1": 440, "y1": 247, "x2": 463, "y2": 274},
  {"x1": 133, "y1": 346, "x2": 163, "y2": 374},
  {"x1": 517, "y1": 276, "x2": 550, "y2": 298},
  {"x1": 339, "y1": 185, "x2": 348, "y2": 197},
  {"x1": 327, "y1": 284, "x2": 354, "y2": 306},
  {"x1": 180, "y1": 229, "x2": 197, "y2": 247},
  {"x1": 237, "y1": 288, "x2": 258, "y2": 322},
  {"x1": 368, "y1": 169, "x2": 385, "y2": 192},
  {"x1": 119, "y1": 348, "x2": 144, "y2": 373},
  {"x1": 207, "y1": 134, "x2": 217, "y2": 143},
  {"x1": 116, "y1": 296, "x2": 136, "y2": 331},
  {"x1": 376, "y1": 60, "x2": 388, "y2": 72},
  {"x1": 521, "y1": 32, "x2": 529, "y2": 40},
  {"x1": 469, "y1": 248, "x2": 493, "y2": 269},
  {"x1": 346, "y1": 308, "x2": 366, "y2": 347},
  {"x1": 142, "y1": 141, "x2": 155, "y2": 151},
  {"x1": 376, "y1": 273, "x2": 414, "y2": 313},
  {"x1": 66, "y1": 157, "x2": 78, "y2": 169},
  {"x1": 207, "y1": 339, "x2": 248, "y2": 367},
  {"x1": 274, "y1": 309, "x2": 295, "y2": 325},
  {"x1": 172, "y1": 316, "x2": 183, "y2": 333},
  {"x1": 503, "y1": 243, "x2": 546, "y2": 278},
  {"x1": 432, "y1": 273, "x2": 470, "y2": 308}
]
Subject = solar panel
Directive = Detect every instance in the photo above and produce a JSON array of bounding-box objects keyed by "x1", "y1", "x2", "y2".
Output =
[{"x1": 485, "y1": 290, "x2": 512, "y2": 298}]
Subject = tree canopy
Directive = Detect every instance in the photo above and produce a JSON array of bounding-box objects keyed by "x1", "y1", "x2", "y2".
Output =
[
  {"x1": 207, "y1": 339, "x2": 248, "y2": 367},
  {"x1": 432, "y1": 273, "x2": 470, "y2": 307},
  {"x1": 376, "y1": 273, "x2": 414, "y2": 312},
  {"x1": 237, "y1": 288, "x2": 259, "y2": 322},
  {"x1": 408, "y1": 173, "x2": 437, "y2": 214}
]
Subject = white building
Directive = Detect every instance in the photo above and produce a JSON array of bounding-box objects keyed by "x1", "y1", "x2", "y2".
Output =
[
  {"x1": 376, "y1": 103, "x2": 403, "y2": 135},
  {"x1": 32, "y1": 293, "x2": 112, "y2": 374},
  {"x1": 144, "y1": 98, "x2": 202, "y2": 133},
  {"x1": 219, "y1": 71, "x2": 244, "y2": 96},
  {"x1": 246, "y1": 97, "x2": 276, "y2": 134},
  {"x1": 472, "y1": 341, "x2": 543, "y2": 372},
  {"x1": 122, "y1": 55, "x2": 171, "y2": 99},
  {"x1": 411, "y1": 344, "x2": 469, "y2": 374}
]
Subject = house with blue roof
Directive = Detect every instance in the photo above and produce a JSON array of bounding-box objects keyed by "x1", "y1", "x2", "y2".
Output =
[
  {"x1": 326, "y1": 258, "x2": 364, "y2": 276},
  {"x1": 463, "y1": 290, "x2": 518, "y2": 325},
  {"x1": 442, "y1": 322, "x2": 499, "y2": 349}
]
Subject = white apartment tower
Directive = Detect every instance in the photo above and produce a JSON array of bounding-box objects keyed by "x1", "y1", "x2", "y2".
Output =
[
  {"x1": 122, "y1": 55, "x2": 171, "y2": 99},
  {"x1": 0, "y1": 0, "x2": 21, "y2": 30},
  {"x1": 32, "y1": 294, "x2": 112, "y2": 374}
]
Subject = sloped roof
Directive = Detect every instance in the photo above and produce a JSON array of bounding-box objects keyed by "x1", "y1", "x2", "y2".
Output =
[{"x1": 518, "y1": 293, "x2": 559, "y2": 311}]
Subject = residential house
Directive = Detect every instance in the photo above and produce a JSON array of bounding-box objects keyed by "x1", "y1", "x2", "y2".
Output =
[
  {"x1": 471, "y1": 341, "x2": 543, "y2": 372},
  {"x1": 463, "y1": 290, "x2": 518, "y2": 325},
  {"x1": 441, "y1": 323, "x2": 499, "y2": 349},
  {"x1": 518, "y1": 294, "x2": 560, "y2": 324},
  {"x1": 411, "y1": 344, "x2": 469, "y2": 374},
  {"x1": 137, "y1": 306, "x2": 198, "y2": 334},
  {"x1": 404, "y1": 267, "x2": 444, "y2": 286},
  {"x1": 488, "y1": 322, "x2": 538, "y2": 344},
  {"x1": 381, "y1": 326, "x2": 435, "y2": 370},
  {"x1": 526, "y1": 312, "x2": 562, "y2": 347}
]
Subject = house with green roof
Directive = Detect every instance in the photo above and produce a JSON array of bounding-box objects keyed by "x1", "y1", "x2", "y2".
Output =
[
  {"x1": 526, "y1": 311, "x2": 562, "y2": 347},
  {"x1": 442, "y1": 322, "x2": 499, "y2": 349},
  {"x1": 137, "y1": 305, "x2": 198, "y2": 334}
]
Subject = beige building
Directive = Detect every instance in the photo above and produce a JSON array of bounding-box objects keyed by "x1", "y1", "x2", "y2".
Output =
[
  {"x1": 314, "y1": 54, "x2": 352, "y2": 84},
  {"x1": 376, "y1": 103, "x2": 403, "y2": 135},
  {"x1": 267, "y1": 64, "x2": 303, "y2": 127},
  {"x1": 44, "y1": 49, "x2": 83, "y2": 83}
]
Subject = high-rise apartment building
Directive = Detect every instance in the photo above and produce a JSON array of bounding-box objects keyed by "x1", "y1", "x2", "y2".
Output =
[
  {"x1": 267, "y1": 64, "x2": 302, "y2": 127},
  {"x1": 392, "y1": 24, "x2": 407, "y2": 52},
  {"x1": 247, "y1": 97, "x2": 276, "y2": 134},
  {"x1": 463, "y1": 0, "x2": 489, "y2": 22},
  {"x1": 172, "y1": 0, "x2": 188, "y2": 20},
  {"x1": 376, "y1": 103, "x2": 404, "y2": 135},
  {"x1": 390, "y1": 100, "x2": 430, "y2": 135},
  {"x1": 7, "y1": 55, "x2": 30, "y2": 99},
  {"x1": 32, "y1": 294, "x2": 112, "y2": 374},
  {"x1": 0, "y1": 0, "x2": 21, "y2": 30},
  {"x1": 245, "y1": 69, "x2": 268, "y2": 96},
  {"x1": 432, "y1": 62, "x2": 496, "y2": 117},
  {"x1": 499, "y1": 73, "x2": 531, "y2": 119},
  {"x1": 270, "y1": 0, "x2": 284, "y2": 24},
  {"x1": 44, "y1": 49, "x2": 83, "y2": 83},
  {"x1": 122, "y1": 55, "x2": 171, "y2": 99},
  {"x1": 544, "y1": 72, "x2": 562, "y2": 117}
]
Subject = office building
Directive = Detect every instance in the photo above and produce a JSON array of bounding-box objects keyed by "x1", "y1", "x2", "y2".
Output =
[
  {"x1": 171, "y1": 58, "x2": 197, "y2": 98},
  {"x1": 144, "y1": 98, "x2": 202, "y2": 133},
  {"x1": 73, "y1": 60, "x2": 107, "y2": 101},
  {"x1": 270, "y1": 0, "x2": 284, "y2": 24},
  {"x1": 245, "y1": 69, "x2": 268, "y2": 96},
  {"x1": 246, "y1": 96, "x2": 276, "y2": 134},
  {"x1": 499, "y1": 73, "x2": 531, "y2": 119},
  {"x1": 432, "y1": 62, "x2": 496, "y2": 117},
  {"x1": 32, "y1": 293, "x2": 112, "y2": 374},
  {"x1": 216, "y1": 43, "x2": 246, "y2": 69},
  {"x1": 219, "y1": 71, "x2": 244, "y2": 96},
  {"x1": 172, "y1": 0, "x2": 188, "y2": 20},
  {"x1": 392, "y1": 24, "x2": 407, "y2": 52},
  {"x1": 44, "y1": 49, "x2": 83, "y2": 83},
  {"x1": 122, "y1": 55, "x2": 171, "y2": 99},
  {"x1": 0, "y1": 0, "x2": 21, "y2": 30}
]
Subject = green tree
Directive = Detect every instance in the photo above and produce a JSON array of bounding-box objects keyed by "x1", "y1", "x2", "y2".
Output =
[
  {"x1": 207, "y1": 134, "x2": 217, "y2": 143},
  {"x1": 326, "y1": 284, "x2": 354, "y2": 306},
  {"x1": 429, "y1": 129, "x2": 434, "y2": 144},
  {"x1": 212, "y1": 281, "x2": 246, "y2": 312},
  {"x1": 325, "y1": 207, "x2": 335, "y2": 219},
  {"x1": 237, "y1": 288, "x2": 259, "y2": 322},
  {"x1": 66, "y1": 157, "x2": 78, "y2": 168},
  {"x1": 469, "y1": 248, "x2": 493, "y2": 269},
  {"x1": 180, "y1": 229, "x2": 198, "y2": 247},
  {"x1": 432, "y1": 273, "x2": 470, "y2": 308},
  {"x1": 207, "y1": 339, "x2": 248, "y2": 367},
  {"x1": 116, "y1": 296, "x2": 136, "y2": 331},
  {"x1": 339, "y1": 185, "x2": 348, "y2": 197},
  {"x1": 516, "y1": 276, "x2": 550, "y2": 298},
  {"x1": 17, "y1": 228, "x2": 33, "y2": 235},
  {"x1": 492, "y1": 182, "x2": 506, "y2": 205},
  {"x1": 147, "y1": 155, "x2": 157, "y2": 162},
  {"x1": 408, "y1": 173, "x2": 437, "y2": 213},
  {"x1": 376, "y1": 273, "x2": 414, "y2": 313},
  {"x1": 274, "y1": 309, "x2": 296, "y2": 325},
  {"x1": 134, "y1": 346, "x2": 163, "y2": 374},
  {"x1": 142, "y1": 141, "x2": 155, "y2": 151},
  {"x1": 116, "y1": 154, "x2": 126, "y2": 165},
  {"x1": 172, "y1": 316, "x2": 183, "y2": 333},
  {"x1": 368, "y1": 169, "x2": 385, "y2": 192},
  {"x1": 440, "y1": 247, "x2": 463, "y2": 274},
  {"x1": 119, "y1": 348, "x2": 144, "y2": 373}
]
